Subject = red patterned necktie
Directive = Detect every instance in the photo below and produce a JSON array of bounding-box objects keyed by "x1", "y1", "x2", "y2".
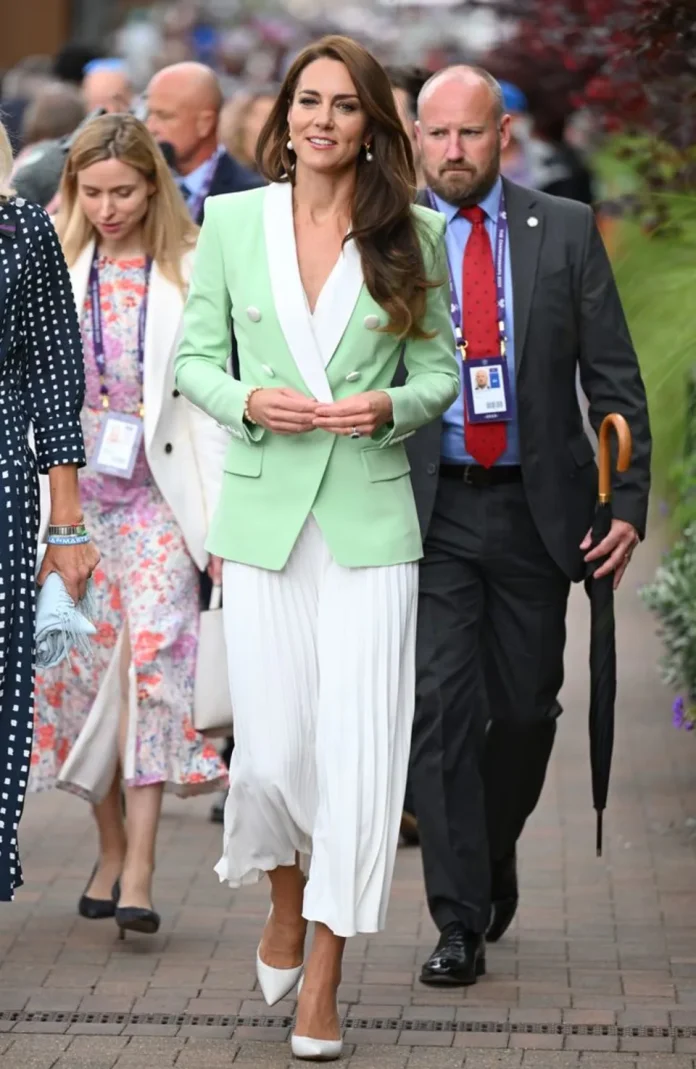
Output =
[{"x1": 460, "y1": 205, "x2": 507, "y2": 468}]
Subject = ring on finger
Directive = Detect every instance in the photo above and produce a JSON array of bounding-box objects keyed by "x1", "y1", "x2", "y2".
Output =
[{"x1": 350, "y1": 427, "x2": 361, "y2": 439}]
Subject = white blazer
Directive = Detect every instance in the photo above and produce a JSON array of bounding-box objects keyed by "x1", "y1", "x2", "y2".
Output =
[{"x1": 40, "y1": 241, "x2": 229, "y2": 572}]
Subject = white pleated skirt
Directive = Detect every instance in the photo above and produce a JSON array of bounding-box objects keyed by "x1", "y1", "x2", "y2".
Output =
[{"x1": 216, "y1": 515, "x2": 418, "y2": 938}]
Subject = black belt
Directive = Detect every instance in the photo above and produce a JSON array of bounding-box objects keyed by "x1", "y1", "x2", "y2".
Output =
[{"x1": 439, "y1": 463, "x2": 522, "y2": 487}]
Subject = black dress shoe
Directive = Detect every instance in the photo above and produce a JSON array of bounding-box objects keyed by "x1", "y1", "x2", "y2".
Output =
[
  {"x1": 78, "y1": 865, "x2": 121, "y2": 920},
  {"x1": 486, "y1": 851, "x2": 519, "y2": 943},
  {"x1": 399, "y1": 810, "x2": 420, "y2": 846},
  {"x1": 115, "y1": 905, "x2": 161, "y2": 937},
  {"x1": 420, "y1": 924, "x2": 485, "y2": 986}
]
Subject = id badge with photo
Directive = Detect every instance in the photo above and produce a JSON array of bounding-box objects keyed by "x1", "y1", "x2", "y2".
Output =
[
  {"x1": 462, "y1": 357, "x2": 512, "y2": 424},
  {"x1": 90, "y1": 412, "x2": 144, "y2": 479}
]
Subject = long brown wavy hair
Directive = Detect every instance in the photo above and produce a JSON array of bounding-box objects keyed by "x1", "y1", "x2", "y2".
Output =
[
  {"x1": 256, "y1": 35, "x2": 437, "y2": 340},
  {"x1": 56, "y1": 113, "x2": 198, "y2": 293}
]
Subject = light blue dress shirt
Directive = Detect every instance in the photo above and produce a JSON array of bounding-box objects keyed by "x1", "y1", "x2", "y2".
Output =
[
  {"x1": 177, "y1": 149, "x2": 220, "y2": 210},
  {"x1": 433, "y1": 178, "x2": 520, "y2": 465}
]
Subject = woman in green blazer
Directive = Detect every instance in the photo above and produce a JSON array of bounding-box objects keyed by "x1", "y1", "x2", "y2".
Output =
[{"x1": 176, "y1": 34, "x2": 459, "y2": 1061}]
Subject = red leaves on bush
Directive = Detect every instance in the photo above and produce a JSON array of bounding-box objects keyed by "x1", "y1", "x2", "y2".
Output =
[{"x1": 480, "y1": 0, "x2": 695, "y2": 148}]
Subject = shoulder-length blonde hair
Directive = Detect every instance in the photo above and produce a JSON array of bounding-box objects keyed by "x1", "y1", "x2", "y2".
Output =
[
  {"x1": 0, "y1": 120, "x2": 15, "y2": 199},
  {"x1": 55, "y1": 113, "x2": 197, "y2": 292}
]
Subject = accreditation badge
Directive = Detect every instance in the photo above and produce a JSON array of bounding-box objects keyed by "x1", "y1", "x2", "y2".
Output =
[
  {"x1": 462, "y1": 357, "x2": 513, "y2": 424},
  {"x1": 90, "y1": 412, "x2": 144, "y2": 479}
]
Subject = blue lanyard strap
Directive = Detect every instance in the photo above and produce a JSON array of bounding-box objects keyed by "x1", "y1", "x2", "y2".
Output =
[
  {"x1": 89, "y1": 252, "x2": 152, "y2": 416},
  {"x1": 426, "y1": 187, "x2": 508, "y2": 357}
]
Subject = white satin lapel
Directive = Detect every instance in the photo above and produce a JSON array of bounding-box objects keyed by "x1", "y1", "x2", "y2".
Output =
[
  {"x1": 263, "y1": 182, "x2": 333, "y2": 403},
  {"x1": 312, "y1": 235, "x2": 363, "y2": 369},
  {"x1": 68, "y1": 241, "x2": 95, "y2": 320},
  {"x1": 143, "y1": 261, "x2": 183, "y2": 447}
]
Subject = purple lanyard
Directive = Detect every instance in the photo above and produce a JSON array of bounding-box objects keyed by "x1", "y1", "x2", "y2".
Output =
[
  {"x1": 426, "y1": 187, "x2": 509, "y2": 357},
  {"x1": 185, "y1": 146, "x2": 223, "y2": 222},
  {"x1": 89, "y1": 252, "x2": 152, "y2": 415}
]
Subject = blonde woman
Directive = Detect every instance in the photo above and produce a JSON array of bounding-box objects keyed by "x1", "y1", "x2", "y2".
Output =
[
  {"x1": 31, "y1": 114, "x2": 228, "y2": 936},
  {"x1": 0, "y1": 120, "x2": 99, "y2": 901}
]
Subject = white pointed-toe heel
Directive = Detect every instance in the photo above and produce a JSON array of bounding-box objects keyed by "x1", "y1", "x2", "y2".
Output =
[
  {"x1": 291, "y1": 978, "x2": 343, "y2": 1061},
  {"x1": 256, "y1": 949, "x2": 303, "y2": 1006},
  {"x1": 256, "y1": 910, "x2": 304, "y2": 1007},
  {"x1": 290, "y1": 1034, "x2": 343, "y2": 1062}
]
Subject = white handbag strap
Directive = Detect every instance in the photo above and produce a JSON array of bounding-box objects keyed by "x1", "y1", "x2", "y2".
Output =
[{"x1": 209, "y1": 584, "x2": 222, "y2": 611}]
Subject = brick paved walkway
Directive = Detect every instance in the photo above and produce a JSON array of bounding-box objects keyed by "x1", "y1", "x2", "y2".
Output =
[{"x1": 3, "y1": 529, "x2": 696, "y2": 1068}]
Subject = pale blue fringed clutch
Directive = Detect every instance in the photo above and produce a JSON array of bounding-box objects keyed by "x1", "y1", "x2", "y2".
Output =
[{"x1": 35, "y1": 571, "x2": 97, "y2": 669}]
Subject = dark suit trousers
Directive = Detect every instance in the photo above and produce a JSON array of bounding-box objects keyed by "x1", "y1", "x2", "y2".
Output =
[{"x1": 410, "y1": 474, "x2": 570, "y2": 934}]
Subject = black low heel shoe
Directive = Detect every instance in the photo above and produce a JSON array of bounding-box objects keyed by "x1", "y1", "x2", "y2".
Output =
[
  {"x1": 78, "y1": 867, "x2": 121, "y2": 920},
  {"x1": 115, "y1": 905, "x2": 161, "y2": 938}
]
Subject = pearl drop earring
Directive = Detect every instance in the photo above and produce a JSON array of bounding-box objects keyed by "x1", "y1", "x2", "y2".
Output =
[
  {"x1": 364, "y1": 144, "x2": 373, "y2": 162},
  {"x1": 287, "y1": 138, "x2": 294, "y2": 152}
]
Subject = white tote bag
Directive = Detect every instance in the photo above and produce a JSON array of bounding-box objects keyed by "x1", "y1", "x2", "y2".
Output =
[{"x1": 194, "y1": 584, "x2": 234, "y2": 738}]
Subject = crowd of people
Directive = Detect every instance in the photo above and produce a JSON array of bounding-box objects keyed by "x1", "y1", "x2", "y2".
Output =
[{"x1": 0, "y1": 23, "x2": 650, "y2": 1064}]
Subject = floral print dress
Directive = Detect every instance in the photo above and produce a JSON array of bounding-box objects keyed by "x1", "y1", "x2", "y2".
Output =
[{"x1": 30, "y1": 255, "x2": 227, "y2": 799}]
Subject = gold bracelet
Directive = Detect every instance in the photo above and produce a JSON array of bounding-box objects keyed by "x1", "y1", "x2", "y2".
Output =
[{"x1": 243, "y1": 387, "x2": 263, "y2": 425}]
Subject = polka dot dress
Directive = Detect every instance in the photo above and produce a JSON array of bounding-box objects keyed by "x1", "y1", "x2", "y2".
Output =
[{"x1": 0, "y1": 196, "x2": 86, "y2": 900}]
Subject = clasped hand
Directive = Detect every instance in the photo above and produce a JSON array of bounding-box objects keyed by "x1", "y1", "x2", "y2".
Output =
[
  {"x1": 247, "y1": 388, "x2": 393, "y2": 437},
  {"x1": 37, "y1": 541, "x2": 101, "y2": 604}
]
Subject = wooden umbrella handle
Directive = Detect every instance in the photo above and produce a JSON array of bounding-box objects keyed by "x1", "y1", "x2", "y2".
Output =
[{"x1": 598, "y1": 413, "x2": 632, "y2": 503}]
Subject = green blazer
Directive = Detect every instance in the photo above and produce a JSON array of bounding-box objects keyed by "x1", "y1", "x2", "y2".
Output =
[{"x1": 175, "y1": 181, "x2": 460, "y2": 570}]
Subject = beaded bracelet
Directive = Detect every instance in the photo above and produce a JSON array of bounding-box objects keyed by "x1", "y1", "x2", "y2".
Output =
[
  {"x1": 46, "y1": 534, "x2": 91, "y2": 546},
  {"x1": 243, "y1": 387, "x2": 263, "y2": 425}
]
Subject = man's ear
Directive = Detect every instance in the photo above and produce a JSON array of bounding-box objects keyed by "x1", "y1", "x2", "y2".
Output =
[{"x1": 197, "y1": 109, "x2": 218, "y2": 140}]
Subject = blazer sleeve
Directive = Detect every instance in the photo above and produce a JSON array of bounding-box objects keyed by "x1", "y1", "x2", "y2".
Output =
[
  {"x1": 378, "y1": 210, "x2": 460, "y2": 447},
  {"x1": 175, "y1": 197, "x2": 264, "y2": 445},
  {"x1": 21, "y1": 205, "x2": 87, "y2": 472},
  {"x1": 576, "y1": 209, "x2": 651, "y2": 538}
]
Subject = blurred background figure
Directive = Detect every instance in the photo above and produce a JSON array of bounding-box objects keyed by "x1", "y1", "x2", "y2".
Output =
[
  {"x1": 145, "y1": 61, "x2": 260, "y2": 224},
  {"x1": 12, "y1": 82, "x2": 85, "y2": 176},
  {"x1": 219, "y1": 87, "x2": 277, "y2": 173},
  {"x1": 53, "y1": 43, "x2": 105, "y2": 87},
  {"x1": 82, "y1": 58, "x2": 133, "y2": 115},
  {"x1": 386, "y1": 65, "x2": 428, "y2": 189},
  {"x1": 11, "y1": 105, "x2": 101, "y2": 212},
  {"x1": 484, "y1": 47, "x2": 595, "y2": 206},
  {"x1": 0, "y1": 55, "x2": 55, "y2": 151},
  {"x1": 497, "y1": 80, "x2": 534, "y2": 187},
  {"x1": 529, "y1": 111, "x2": 595, "y2": 206}
]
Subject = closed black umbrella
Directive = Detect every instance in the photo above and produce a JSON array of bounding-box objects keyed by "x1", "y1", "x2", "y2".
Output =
[{"x1": 584, "y1": 413, "x2": 632, "y2": 856}]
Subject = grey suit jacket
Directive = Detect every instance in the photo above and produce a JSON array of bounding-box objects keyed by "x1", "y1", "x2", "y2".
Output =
[{"x1": 402, "y1": 178, "x2": 651, "y2": 583}]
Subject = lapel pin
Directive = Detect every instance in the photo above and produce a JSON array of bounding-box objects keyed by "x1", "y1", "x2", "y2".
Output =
[{"x1": 527, "y1": 216, "x2": 539, "y2": 228}]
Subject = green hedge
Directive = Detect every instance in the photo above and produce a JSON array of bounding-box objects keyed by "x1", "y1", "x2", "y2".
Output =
[{"x1": 610, "y1": 197, "x2": 696, "y2": 506}]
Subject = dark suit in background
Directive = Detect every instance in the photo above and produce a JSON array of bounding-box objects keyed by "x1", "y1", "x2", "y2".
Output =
[
  {"x1": 405, "y1": 178, "x2": 650, "y2": 963},
  {"x1": 191, "y1": 149, "x2": 262, "y2": 225}
]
